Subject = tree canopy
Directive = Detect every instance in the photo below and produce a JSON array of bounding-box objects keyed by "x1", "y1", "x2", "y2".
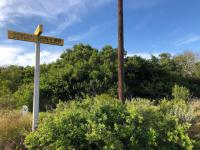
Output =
[{"x1": 1, "y1": 44, "x2": 200, "y2": 110}]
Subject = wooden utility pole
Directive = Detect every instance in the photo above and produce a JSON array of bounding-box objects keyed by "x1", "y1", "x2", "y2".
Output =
[{"x1": 118, "y1": 0, "x2": 125, "y2": 102}]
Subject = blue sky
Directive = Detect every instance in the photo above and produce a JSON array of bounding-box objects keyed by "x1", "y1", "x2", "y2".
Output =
[{"x1": 0, "y1": 0, "x2": 200, "y2": 66}]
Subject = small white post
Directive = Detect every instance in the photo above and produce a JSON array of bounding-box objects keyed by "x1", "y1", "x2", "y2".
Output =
[
  {"x1": 22, "y1": 105, "x2": 29, "y2": 116},
  {"x1": 32, "y1": 39, "x2": 40, "y2": 131}
]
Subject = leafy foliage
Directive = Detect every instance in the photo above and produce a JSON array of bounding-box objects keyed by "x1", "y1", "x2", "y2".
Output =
[
  {"x1": 160, "y1": 100, "x2": 194, "y2": 123},
  {"x1": 24, "y1": 95, "x2": 193, "y2": 150},
  {"x1": 172, "y1": 84, "x2": 190, "y2": 101},
  {"x1": 1, "y1": 44, "x2": 200, "y2": 110}
]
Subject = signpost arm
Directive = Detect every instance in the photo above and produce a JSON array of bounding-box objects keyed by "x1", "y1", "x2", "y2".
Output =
[{"x1": 32, "y1": 39, "x2": 40, "y2": 131}]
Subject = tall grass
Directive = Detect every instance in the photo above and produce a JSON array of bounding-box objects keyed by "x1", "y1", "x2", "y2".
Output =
[{"x1": 0, "y1": 110, "x2": 32, "y2": 150}]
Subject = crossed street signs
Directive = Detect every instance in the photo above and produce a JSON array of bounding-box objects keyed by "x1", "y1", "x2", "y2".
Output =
[
  {"x1": 7, "y1": 25, "x2": 64, "y2": 131},
  {"x1": 8, "y1": 30, "x2": 64, "y2": 46}
]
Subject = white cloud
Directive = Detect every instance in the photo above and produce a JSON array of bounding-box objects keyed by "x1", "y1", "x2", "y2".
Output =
[
  {"x1": 127, "y1": 52, "x2": 160, "y2": 59},
  {"x1": 0, "y1": 46, "x2": 61, "y2": 66},
  {"x1": 176, "y1": 35, "x2": 200, "y2": 46},
  {"x1": 40, "y1": 51, "x2": 61, "y2": 64},
  {"x1": 0, "y1": 0, "x2": 113, "y2": 33},
  {"x1": 0, "y1": 46, "x2": 23, "y2": 64}
]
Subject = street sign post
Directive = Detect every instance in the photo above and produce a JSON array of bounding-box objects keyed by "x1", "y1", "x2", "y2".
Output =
[{"x1": 8, "y1": 25, "x2": 64, "y2": 131}]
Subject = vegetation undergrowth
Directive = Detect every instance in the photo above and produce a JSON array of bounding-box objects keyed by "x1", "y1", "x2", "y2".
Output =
[
  {"x1": 25, "y1": 95, "x2": 194, "y2": 150},
  {"x1": 1, "y1": 44, "x2": 200, "y2": 149}
]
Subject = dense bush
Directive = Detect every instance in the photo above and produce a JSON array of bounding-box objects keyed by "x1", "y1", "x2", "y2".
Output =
[
  {"x1": 160, "y1": 100, "x2": 194, "y2": 123},
  {"x1": 0, "y1": 94, "x2": 16, "y2": 109},
  {"x1": 25, "y1": 95, "x2": 193, "y2": 149},
  {"x1": 172, "y1": 84, "x2": 190, "y2": 101}
]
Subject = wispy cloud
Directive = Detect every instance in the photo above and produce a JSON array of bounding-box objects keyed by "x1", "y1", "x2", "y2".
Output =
[
  {"x1": 0, "y1": 0, "x2": 113, "y2": 33},
  {"x1": 127, "y1": 0, "x2": 163, "y2": 10},
  {"x1": 0, "y1": 46, "x2": 62, "y2": 66},
  {"x1": 48, "y1": 16, "x2": 80, "y2": 36},
  {"x1": 67, "y1": 26, "x2": 98, "y2": 42},
  {"x1": 127, "y1": 52, "x2": 160, "y2": 59},
  {"x1": 176, "y1": 35, "x2": 200, "y2": 46},
  {"x1": 0, "y1": 0, "x2": 111, "y2": 66}
]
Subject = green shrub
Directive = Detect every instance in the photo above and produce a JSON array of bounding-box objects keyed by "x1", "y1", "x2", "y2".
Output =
[
  {"x1": 160, "y1": 100, "x2": 194, "y2": 123},
  {"x1": 13, "y1": 84, "x2": 33, "y2": 109},
  {"x1": 172, "y1": 84, "x2": 190, "y2": 101},
  {"x1": 25, "y1": 95, "x2": 193, "y2": 150},
  {"x1": 0, "y1": 94, "x2": 17, "y2": 109}
]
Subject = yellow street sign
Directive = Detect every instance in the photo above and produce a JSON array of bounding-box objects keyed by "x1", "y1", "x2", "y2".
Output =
[
  {"x1": 34, "y1": 24, "x2": 43, "y2": 36},
  {"x1": 8, "y1": 30, "x2": 64, "y2": 46},
  {"x1": 39, "y1": 36, "x2": 64, "y2": 46},
  {"x1": 8, "y1": 30, "x2": 36, "y2": 43}
]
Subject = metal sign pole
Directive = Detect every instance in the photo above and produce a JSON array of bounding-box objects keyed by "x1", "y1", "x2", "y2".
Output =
[
  {"x1": 7, "y1": 24, "x2": 64, "y2": 131},
  {"x1": 32, "y1": 39, "x2": 40, "y2": 131}
]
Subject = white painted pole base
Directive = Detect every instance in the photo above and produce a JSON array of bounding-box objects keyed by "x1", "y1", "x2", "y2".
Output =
[{"x1": 32, "y1": 40, "x2": 40, "y2": 131}]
